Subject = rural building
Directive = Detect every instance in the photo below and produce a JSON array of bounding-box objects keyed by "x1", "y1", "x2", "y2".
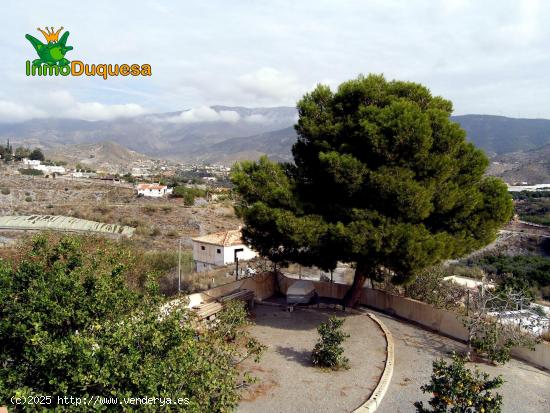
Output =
[
  {"x1": 136, "y1": 183, "x2": 173, "y2": 197},
  {"x1": 22, "y1": 159, "x2": 66, "y2": 175},
  {"x1": 23, "y1": 159, "x2": 41, "y2": 166},
  {"x1": 192, "y1": 229, "x2": 257, "y2": 272}
]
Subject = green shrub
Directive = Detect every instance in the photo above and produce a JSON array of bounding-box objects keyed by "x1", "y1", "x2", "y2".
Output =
[
  {"x1": 18, "y1": 168, "x2": 43, "y2": 176},
  {"x1": 415, "y1": 353, "x2": 503, "y2": 413},
  {"x1": 0, "y1": 187, "x2": 9, "y2": 195},
  {"x1": 403, "y1": 266, "x2": 467, "y2": 310},
  {"x1": 24, "y1": 196, "x2": 32, "y2": 202},
  {"x1": 473, "y1": 255, "x2": 550, "y2": 293},
  {"x1": 0, "y1": 234, "x2": 264, "y2": 412},
  {"x1": 311, "y1": 316, "x2": 350, "y2": 370},
  {"x1": 171, "y1": 186, "x2": 207, "y2": 206}
]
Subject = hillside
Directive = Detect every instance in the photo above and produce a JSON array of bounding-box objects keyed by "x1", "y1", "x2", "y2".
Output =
[
  {"x1": 0, "y1": 106, "x2": 297, "y2": 161},
  {"x1": 45, "y1": 141, "x2": 152, "y2": 173},
  {"x1": 487, "y1": 143, "x2": 550, "y2": 184},
  {"x1": 193, "y1": 127, "x2": 296, "y2": 164},
  {"x1": 3, "y1": 109, "x2": 550, "y2": 171},
  {"x1": 451, "y1": 115, "x2": 550, "y2": 155}
]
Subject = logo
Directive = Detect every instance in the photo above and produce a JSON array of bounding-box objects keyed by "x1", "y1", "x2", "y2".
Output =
[{"x1": 25, "y1": 26, "x2": 151, "y2": 79}]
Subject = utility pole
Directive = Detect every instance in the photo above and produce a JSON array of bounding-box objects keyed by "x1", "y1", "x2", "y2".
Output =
[
  {"x1": 234, "y1": 248, "x2": 243, "y2": 280},
  {"x1": 178, "y1": 238, "x2": 182, "y2": 293}
]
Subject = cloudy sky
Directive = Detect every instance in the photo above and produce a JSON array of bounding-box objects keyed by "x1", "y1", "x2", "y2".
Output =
[{"x1": 2, "y1": 0, "x2": 550, "y2": 122}]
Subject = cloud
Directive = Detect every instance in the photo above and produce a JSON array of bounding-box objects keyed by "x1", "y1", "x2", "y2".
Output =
[
  {"x1": 0, "y1": 91, "x2": 146, "y2": 123},
  {"x1": 63, "y1": 102, "x2": 145, "y2": 121},
  {"x1": 237, "y1": 68, "x2": 305, "y2": 104},
  {"x1": 0, "y1": 101, "x2": 47, "y2": 122},
  {"x1": 244, "y1": 114, "x2": 269, "y2": 124},
  {"x1": 166, "y1": 106, "x2": 240, "y2": 123}
]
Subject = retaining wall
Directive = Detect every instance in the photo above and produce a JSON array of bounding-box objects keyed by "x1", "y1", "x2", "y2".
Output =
[
  {"x1": 187, "y1": 272, "x2": 276, "y2": 307},
  {"x1": 194, "y1": 272, "x2": 550, "y2": 371},
  {"x1": 279, "y1": 274, "x2": 550, "y2": 370}
]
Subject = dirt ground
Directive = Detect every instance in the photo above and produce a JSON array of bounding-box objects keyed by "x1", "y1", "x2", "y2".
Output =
[{"x1": 237, "y1": 305, "x2": 387, "y2": 413}]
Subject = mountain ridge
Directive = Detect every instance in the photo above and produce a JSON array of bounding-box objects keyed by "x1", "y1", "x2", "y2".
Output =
[{"x1": 2, "y1": 108, "x2": 550, "y2": 174}]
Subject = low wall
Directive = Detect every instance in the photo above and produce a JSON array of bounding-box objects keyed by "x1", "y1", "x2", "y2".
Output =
[
  {"x1": 190, "y1": 273, "x2": 550, "y2": 371},
  {"x1": 187, "y1": 272, "x2": 276, "y2": 307},
  {"x1": 359, "y1": 288, "x2": 470, "y2": 341},
  {"x1": 512, "y1": 342, "x2": 550, "y2": 370},
  {"x1": 279, "y1": 274, "x2": 550, "y2": 370}
]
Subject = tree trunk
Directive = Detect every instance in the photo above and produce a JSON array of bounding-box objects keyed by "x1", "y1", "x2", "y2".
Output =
[{"x1": 343, "y1": 262, "x2": 369, "y2": 308}]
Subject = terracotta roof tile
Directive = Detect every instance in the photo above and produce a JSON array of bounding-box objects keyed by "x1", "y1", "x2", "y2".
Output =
[{"x1": 136, "y1": 183, "x2": 167, "y2": 190}]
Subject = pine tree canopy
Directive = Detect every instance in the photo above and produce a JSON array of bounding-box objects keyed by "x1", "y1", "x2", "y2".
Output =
[{"x1": 231, "y1": 74, "x2": 513, "y2": 287}]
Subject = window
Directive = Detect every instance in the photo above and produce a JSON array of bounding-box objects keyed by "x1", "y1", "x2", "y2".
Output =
[
  {"x1": 201, "y1": 245, "x2": 205, "y2": 251},
  {"x1": 217, "y1": 248, "x2": 221, "y2": 254}
]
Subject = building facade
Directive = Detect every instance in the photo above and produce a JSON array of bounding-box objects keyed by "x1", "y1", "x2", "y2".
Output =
[
  {"x1": 136, "y1": 183, "x2": 173, "y2": 197},
  {"x1": 192, "y1": 229, "x2": 257, "y2": 272}
]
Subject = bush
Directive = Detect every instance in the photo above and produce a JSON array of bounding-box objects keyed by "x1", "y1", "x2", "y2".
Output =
[
  {"x1": 404, "y1": 266, "x2": 467, "y2": 310},
  {"x1": 172, "y1": 186, "x2": 207, "y2": 206},
  {"x1": 29, "y1": 148, "x2": 45, "y2": 161},
  {"x1": 311, "y1": 316, "x2": 350, "y2": 370},
  {"x1": 415, "y1": 353, "x2": 503, "y2": 413},
  {"x1": 473, "y1": 255, "x2": 550, "y2": 297},
  {"x1": 142, "y1": 205, "x2": 158, "y2": 215},
  {"x1": 18, "y1": 168, "x2": 43, "y2": 176},
  {"x1": 0, "y1": 234, "x2": 264, "y2": 412},
  {"x1": 24, "y1": 196, "x2": 32, "y2": 202},
  {"x1": 0, "y1": 187, "x2": 9, "y2": 195},
  {"x1": 469, "y1": 319, "x2": 512, "y2": 364}
]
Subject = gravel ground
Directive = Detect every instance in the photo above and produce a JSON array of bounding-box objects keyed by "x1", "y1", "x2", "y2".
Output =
[
  {"x1": 374, "y1": 311, "x2": 550, "y2": 413},
  {"x1": 237, "y1": 304, "x2": 387, "y2": 413}
]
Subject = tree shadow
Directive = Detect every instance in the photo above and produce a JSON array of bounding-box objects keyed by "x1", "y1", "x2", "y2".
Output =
[
  {"x1": 275, "y1": 345, "x2": 314, "y2": 367},
  {"x1": 251, "y1": 304, "x2": 355, "y2": 332}
]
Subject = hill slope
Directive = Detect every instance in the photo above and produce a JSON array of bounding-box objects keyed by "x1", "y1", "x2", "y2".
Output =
[
  {"x1": 3, "y1": 110, "x2": 550, "y2": 168},
  {"x1": 45, "y1": 141, "x2": 152, "y2": 173},
  {"x1": 451, "y1": 115, "x2": 550, "y2": 155}
]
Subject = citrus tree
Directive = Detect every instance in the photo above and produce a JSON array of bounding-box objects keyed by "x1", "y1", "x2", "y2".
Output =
[
  {"x1": 311, "y1": 316, "x2": 350, "y2": 370},
  {"x1": 0, "y1": 234, "x2": 263, "y2": 412},
  {"x1": 415, "y1": 353, "x2": 504, "y2": 413}
]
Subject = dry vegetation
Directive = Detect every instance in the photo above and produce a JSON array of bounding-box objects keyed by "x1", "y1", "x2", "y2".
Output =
[{"x1": 0, "y1": 173, "x2": 242, "y2": 295}]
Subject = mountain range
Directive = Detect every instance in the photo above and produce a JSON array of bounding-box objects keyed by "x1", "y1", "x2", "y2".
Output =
[{"x1": 2, "y1": 107, "x2": 550, "y2": 182}]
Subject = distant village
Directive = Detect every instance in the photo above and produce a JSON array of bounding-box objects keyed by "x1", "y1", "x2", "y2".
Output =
[{"x1": 0, "y1": 139, "x2": 232, "y2": 191}]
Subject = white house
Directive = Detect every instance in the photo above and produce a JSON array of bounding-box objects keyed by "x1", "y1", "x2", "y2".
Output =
[
  {"x1": 35, "y1": 164, "x2": 66, "y2": 175},
  {"x1": 192, "y1": 229, "x2": 257, "y2": 272},
  {"x1": 23, "y1": 159, "x2": 41, "y2": 166},
  {"x1": 136, "y1": 183, "x2": 173, "y2": 198},
  {"x1": 22, "y1": 159, "x2": 66, "y2": 175}
]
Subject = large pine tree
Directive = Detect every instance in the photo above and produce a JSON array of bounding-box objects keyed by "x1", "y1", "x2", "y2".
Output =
[{"x1": 231, "y1": 74, "x2": 513, "y2": 306}]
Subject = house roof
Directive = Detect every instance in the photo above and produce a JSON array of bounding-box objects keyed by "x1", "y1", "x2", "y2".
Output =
[
  {"x1": 192, "y1": 229, "x2": 244, "y2": 247},
  {"x1": 136, "y1": 183, "x2": 167, "y2": 190}
]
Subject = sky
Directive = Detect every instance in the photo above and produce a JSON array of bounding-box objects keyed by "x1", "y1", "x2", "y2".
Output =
[{"x1": 2, "y1": 0, "x2": 550, "y2": 122}]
